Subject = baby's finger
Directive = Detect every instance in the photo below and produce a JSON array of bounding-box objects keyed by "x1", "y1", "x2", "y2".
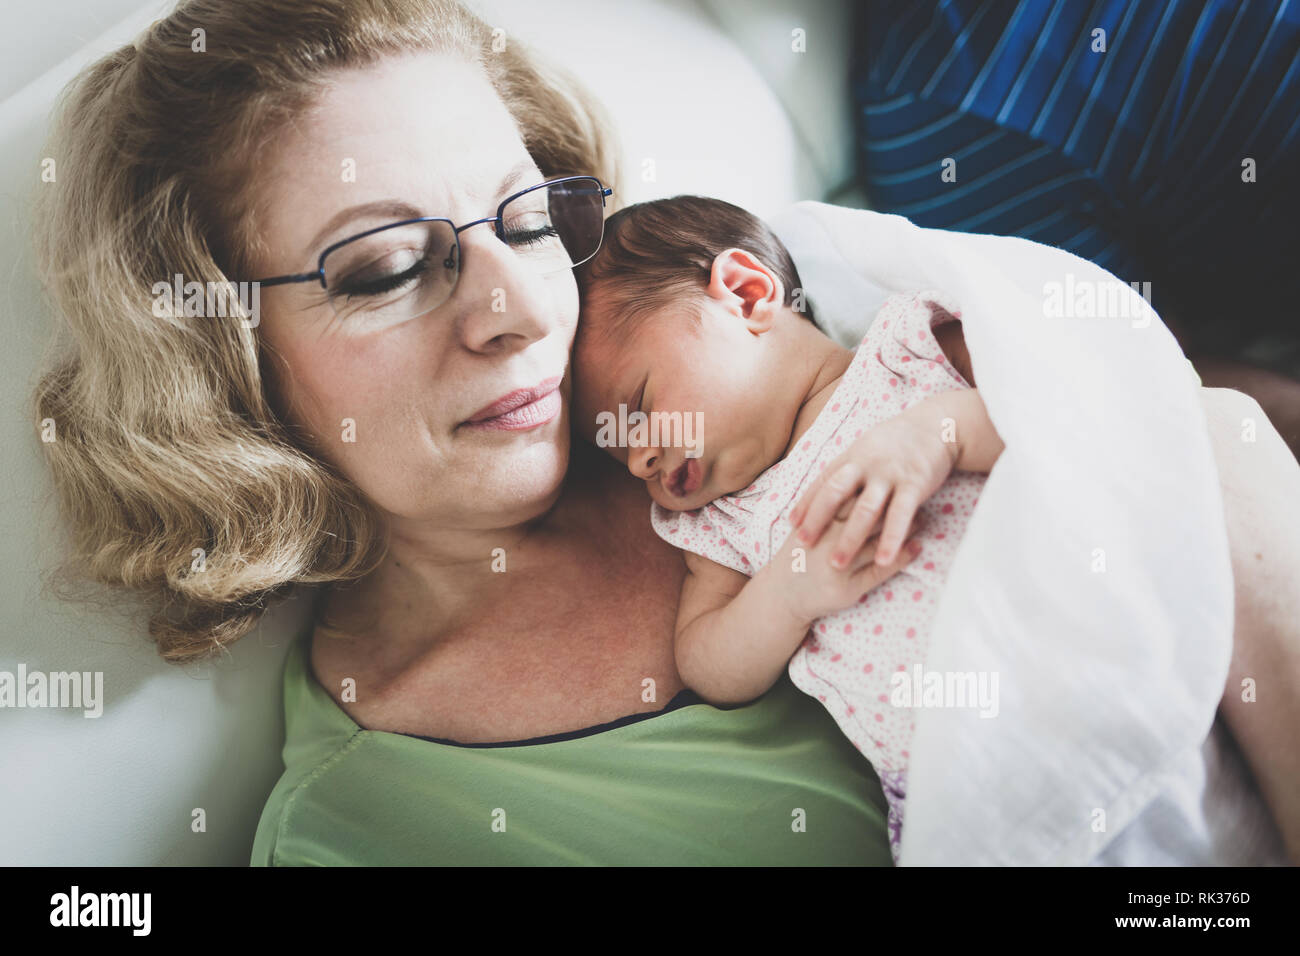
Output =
[
  {"x1": 794, "y1": 462, "x2": 863, "y2": 547},
  {"x1": 790, "y1": 468, "x2": 833, "y2": 532},
  {"x1": 829, "y1": 480, "x2": 892, "y2": 568},
  {"x1": 789, "y1": 486, "x2": 812, "y2": 528},
  {"x1": 852, "y1": 537, "x2": 923, "y2": 595},
  {"x1": 789, "y1": 470, "x2": 826, "y2": 528},
  {"x1": 875, "y1": 488, "x2": 924, "y2": 565},
  {"x1": 847, "y1": 536, "x2": 882, "y2": 572},
  {"x1": 791, "y1": 452, "x2": 858, "y2": 528}
]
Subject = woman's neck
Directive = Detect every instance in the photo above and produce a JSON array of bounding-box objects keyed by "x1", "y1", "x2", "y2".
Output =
[{"x1": 315, "y1": 439, "x2": 627, "y2": 655}]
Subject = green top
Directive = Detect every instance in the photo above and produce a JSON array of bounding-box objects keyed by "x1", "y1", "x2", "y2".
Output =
[{"x1": 250, "y1": 631, "x2": 893, "y2": 865}]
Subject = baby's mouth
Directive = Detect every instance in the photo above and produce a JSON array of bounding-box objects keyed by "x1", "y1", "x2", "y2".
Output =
[{"x1": 665, "y1": 458, "x2": 703, "y2": 499}]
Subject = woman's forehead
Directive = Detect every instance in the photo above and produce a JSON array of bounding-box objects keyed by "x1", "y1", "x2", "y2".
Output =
[{"x1": 250, "y1": 52, "x2": 535, "y2": 264}]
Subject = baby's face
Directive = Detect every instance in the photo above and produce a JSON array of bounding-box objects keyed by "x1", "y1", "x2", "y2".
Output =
[{"x1": 573, "y1": 289, "x2": 793, "y2": 511}]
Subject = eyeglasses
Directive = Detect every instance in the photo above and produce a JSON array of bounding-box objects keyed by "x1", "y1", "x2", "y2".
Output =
[{"x1": 254, "y1": 175, "x2": 612, "y2": 324}]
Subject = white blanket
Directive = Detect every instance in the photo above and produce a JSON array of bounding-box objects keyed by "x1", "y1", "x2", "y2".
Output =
[{"x1": 770, "y1": 201, "x2": 1287, "y2": 865}]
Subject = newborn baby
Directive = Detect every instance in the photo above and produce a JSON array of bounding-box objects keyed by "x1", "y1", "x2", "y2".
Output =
[{"x1": 572, "y1": 196, "x2": 1004, "y2": 861}]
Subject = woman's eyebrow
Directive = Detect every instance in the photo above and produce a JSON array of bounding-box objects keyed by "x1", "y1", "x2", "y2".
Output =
[
  {"x1": 482, "y1": 158, "x2": 541, "y2": 203},
  {"x1": 302, "y1": 160, "x2": 538, "y2": 259},
  {"x1": 304, "y1": 199, "x2": 425, "y2": 259}
]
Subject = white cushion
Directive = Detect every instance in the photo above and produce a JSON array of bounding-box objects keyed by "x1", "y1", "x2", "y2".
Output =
[{"x1": 469, "y1": 0, "x2": 847, "y2": 217}]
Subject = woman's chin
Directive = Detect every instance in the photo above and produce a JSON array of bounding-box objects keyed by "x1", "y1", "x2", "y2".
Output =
[{"x1": 455, "y1": 430, "x2": 571, "y2": 520}]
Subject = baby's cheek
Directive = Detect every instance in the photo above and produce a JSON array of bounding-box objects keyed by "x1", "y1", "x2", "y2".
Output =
[
  {"x1": 570, "y1": 393, "x2": 624, "y2": 460},
  {"x1": 569, "y1": 355, "x2": 608, "y2": 424},
  {"x1": 571, "y1": 333, "x2": 608, "y2": 392}
]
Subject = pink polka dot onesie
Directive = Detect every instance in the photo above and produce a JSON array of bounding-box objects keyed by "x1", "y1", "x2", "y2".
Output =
[{"x1": 651, "y1": 291, "x2": 985, "y2": 863}]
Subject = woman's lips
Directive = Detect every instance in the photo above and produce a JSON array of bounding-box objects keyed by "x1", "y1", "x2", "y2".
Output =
[
  {"x1": 463, "y1": 377, "x2": 563, "y2": 431},
  {"x1": 665, "y1": 458, "x2": 703, "y2": 498}
]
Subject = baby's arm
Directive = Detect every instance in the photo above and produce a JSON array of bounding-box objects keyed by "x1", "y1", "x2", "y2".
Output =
[
  {"x1": 787, "y1": 387, "x2": 1002, "y2": 572},
  {"x1": 674, "y1": 526, "x2": 921, "y2": 706},
  {"x1": 791, "y1": 319, "x2": 1001, "y2": 565},
  {"x1": 673, "y1": 554, "x2": 808, "y2": 707},
  {"x1": 914, "y1": 387, "x2": 1003, "y2": 474}
]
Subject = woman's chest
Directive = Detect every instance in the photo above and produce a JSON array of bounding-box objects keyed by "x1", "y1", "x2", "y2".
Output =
[{"x1": 326, "y1": 516, "x2": 688, "y2": 743}]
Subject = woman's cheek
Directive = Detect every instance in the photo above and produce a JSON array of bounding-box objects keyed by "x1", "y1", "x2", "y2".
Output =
[{"x1": 551, "y1": 270, "x2": 581, "y2": 348}]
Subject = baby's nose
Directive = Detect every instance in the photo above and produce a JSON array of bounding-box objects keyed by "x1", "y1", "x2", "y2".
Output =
[{"x1": 629, "y1": 445, "x2": 661, "y2": 479}]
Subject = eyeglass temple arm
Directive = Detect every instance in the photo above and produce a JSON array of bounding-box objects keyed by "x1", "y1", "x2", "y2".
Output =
[{"x1": 253, "y1": 271, "x2": 324, "y2": 287}]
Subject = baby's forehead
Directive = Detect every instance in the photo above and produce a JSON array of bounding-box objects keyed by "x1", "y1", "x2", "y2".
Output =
[
  {"x1": 576, "y1": 321, "x2": 637, "y2": 394},
  {"x1": 573, "y1": 323, "x2": 638, "y2": 423},
  {"x1": 577, "y1": 283, "x2": 646, "y2": 359}
]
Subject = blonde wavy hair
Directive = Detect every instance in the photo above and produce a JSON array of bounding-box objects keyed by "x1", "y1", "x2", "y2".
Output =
[{"x1": 29, "y1": 0, "x2": 620, "y2": 664}]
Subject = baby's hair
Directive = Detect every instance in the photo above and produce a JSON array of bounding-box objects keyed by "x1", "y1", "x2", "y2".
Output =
[{"x1": 575, "y1": 195, "x2": 817, "y2": 339}]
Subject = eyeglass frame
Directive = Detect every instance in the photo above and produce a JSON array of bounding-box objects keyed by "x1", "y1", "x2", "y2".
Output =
[{"x1": 252, "y1": 175, "x2": 614, "y2": 293}]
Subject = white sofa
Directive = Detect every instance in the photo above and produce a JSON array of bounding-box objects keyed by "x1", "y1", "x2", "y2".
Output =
[{"x1": 0, "y1": 0, "x2": 857, "y2": 865}]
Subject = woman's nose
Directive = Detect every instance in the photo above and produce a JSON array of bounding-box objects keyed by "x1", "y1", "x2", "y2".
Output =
[{"x1": 452, "y1": 230, "x2": 555, "y2": 352}]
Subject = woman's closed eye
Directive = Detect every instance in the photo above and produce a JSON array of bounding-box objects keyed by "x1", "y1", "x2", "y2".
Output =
[
  {"x1": 505, "y1": 223, "x2": 561, "y2": 248},
  {"x1": 333, "y1": 253, "x2": 431, "y2": 300}
]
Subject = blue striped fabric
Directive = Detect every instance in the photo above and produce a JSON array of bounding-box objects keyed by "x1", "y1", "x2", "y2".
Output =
[{"x1": 852, "y1": 0, "x2": 1300, "y2": 363}]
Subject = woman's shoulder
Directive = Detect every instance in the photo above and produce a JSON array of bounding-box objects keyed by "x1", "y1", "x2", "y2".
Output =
[
  {"x1": 250, "y1": 635, "x2": 893, "y2": 865},
  {"x1": 250, "y1": 633, "x2": 366, "y2": 866}
]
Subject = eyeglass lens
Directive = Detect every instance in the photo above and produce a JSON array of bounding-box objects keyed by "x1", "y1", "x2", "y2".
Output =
[{"x1": 320, "y1": 178, "x2": 605, "y2": 323}]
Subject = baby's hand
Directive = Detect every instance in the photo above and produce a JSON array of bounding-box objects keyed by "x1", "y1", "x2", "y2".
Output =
[
  {"x1": 770, "y1": 511, "x2": 923, "y2": 624},
  {"x1": 788, "y1": 401, "x2": 959, "y2": 569}
]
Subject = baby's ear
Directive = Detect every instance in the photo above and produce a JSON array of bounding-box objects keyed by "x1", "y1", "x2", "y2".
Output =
[{"x1": 707, "y1": 248, "x2": 781, "y2": 331}]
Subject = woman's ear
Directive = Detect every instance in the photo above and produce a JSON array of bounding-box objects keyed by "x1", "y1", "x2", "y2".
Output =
[{"x1": 705, "y1": 248, "x2": 783, "y2": 334}]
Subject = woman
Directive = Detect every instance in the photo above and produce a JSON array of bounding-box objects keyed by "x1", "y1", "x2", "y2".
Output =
[{"x1": 30, "y1": 0, "x2": 1300, "y2": 865}]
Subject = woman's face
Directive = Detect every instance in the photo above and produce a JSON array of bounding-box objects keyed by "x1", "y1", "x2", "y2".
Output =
[{"x1": 249, "y1": 52, "x2": 578, "y2": 531}]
